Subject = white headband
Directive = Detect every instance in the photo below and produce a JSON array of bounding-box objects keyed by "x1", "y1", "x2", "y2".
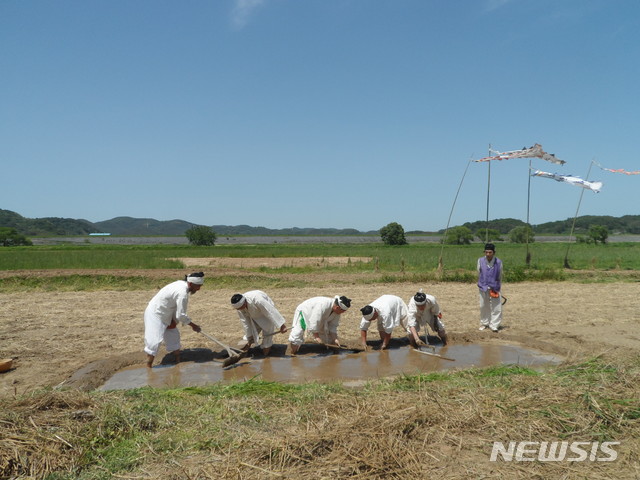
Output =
[
  {"x1": 362, "y1": 307, "x2": 376, "y2": 321},
  {"x1": 231, "y1": 295, "x2": 246, "y2": 309},
  {"x1": 187, "y1": 275, "x2": 204, "y2": 285},
  {"x1": 335, "y1": 296, "x2": 350, "y2": 310},
  {"x1": 414, "y1": 288, "x2": 427, "y2": 305},
  {"x1": 414, "y1": 295, "x2": 427, "y2": 306}
]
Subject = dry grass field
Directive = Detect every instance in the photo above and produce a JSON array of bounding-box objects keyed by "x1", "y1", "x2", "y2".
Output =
[{"x1": 1, "y1": 262, "x2": 639, "y2": 479}]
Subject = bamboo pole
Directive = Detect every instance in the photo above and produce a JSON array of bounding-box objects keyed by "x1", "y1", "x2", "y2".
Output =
[
  {"x1": 563, "y1": 159, "x2": 595, "y2": 269},
  {"x1": 526, "y1": 159, "x2": 532, "y2": 266},
  {"x1": 437, "y1": 156, "x2": 474, "y2": 271},
  {"x1": 485, "y1": 144, "x2": 491, "y2": 244}
]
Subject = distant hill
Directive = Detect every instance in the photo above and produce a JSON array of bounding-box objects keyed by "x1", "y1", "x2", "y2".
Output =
[
  {"x1": 443, "y1": 216, "x2": 640, "y2": 235},
  {"x1": 0, "y1": 210, "x2": 378, "y2": 237},
  {"x1": 2, "y1": 209, "x2": 639, "y2": 237},
  {"x1": 452, "y1": 218, "x2": 528, "y2": 235},
  {"x1": 94, "y1": 218, "x2": 377, "y2": 236},
  {"x1": 0, "y1": 209, "x2": 96, "y2": 236},
  {"x1": 533, "y1": 215, "x2": 640, "y2": 234},
  {"x1": 211, "y1": 225, "x2": 378, "y2": 236},
  {"x1": 94, "y1": 217, "x2": 195, "y2": 236}
]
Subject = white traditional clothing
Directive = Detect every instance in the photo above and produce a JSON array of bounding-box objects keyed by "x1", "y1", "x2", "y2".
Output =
[
  {"x1": 478, "y1": 290, "x2": 502, "y2": 330},
  {"x1": 289, "y1": 296, "x2": 343, "y2": 346},
  {"x1": 359, "y1": 295, "x2": 408, "y2": 335},
  {"x1": 406, "y1": 294, "x2": 445, "y2": 335},
  {"x1": 143, "y1": 280, "x2": 193, "y2": 356},
  {"x1": 236, "y1": 290, "x2": 286, "y2": 349}
]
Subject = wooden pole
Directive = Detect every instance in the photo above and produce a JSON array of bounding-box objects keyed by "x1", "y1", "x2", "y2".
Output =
[
  {"x1": 438, "y1": 157, "x2": 474, "y2": 271},
  {"x1": 485, "y1": 144, "x2": 491, "y2": 243},
  {"x1": 563, "y1": 159, "x2": 595, "y2": 269},
  {"x1": 526, "y1": 159, "x2": 532, "y2": 266}
]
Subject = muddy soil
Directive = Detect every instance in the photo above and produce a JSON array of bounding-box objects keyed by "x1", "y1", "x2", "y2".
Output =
[{"x1": 1, "y1": 269, "x2": 639, "y2": 395}]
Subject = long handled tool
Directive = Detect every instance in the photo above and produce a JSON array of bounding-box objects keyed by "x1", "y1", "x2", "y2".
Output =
[
  {"x1": 412, "y1": 348, "x2": 455, "y2": 361},
  {"x1": 200, "y1": 331, "x2": 247, "y2": 367},
  {"x1": 416, "y1": 341, "x2": 435, "y2": 352},
  {"x1": 261, "y1": 330, "x2": 285, "y2": 339},
  {"x1": 323, "y1": 343, "x2": 365, "y2": 353},
  {"x1": 303, "y1": 340, "x2": 365, "y2": 353}
]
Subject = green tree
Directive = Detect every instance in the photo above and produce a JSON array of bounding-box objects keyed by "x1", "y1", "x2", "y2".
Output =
[
  {"x1": 461, "y1": 218, "x2": 526, "y2": 234},
  {"x1": 588, "y1": 224, "x2": 609, "y2": 245},
  {"x1": 380, "y1": 222, "x2": 407, "y2": 245},
  {"x1": 185, "y1": 226, "x2": 217, "y2": 246},
  {"x1": 0, "y1": 227, "x2": 33, "y2": 246},
  {"x1": 475, "y1": 228, "x2": 503, "y2": 242},
  {"x1": 508, "y1": 225, "x2": 535, "y2": 244},
  {"x1": 575, "y1": 234, "x2": 592, "y2": 244},
  {"x1": 443, "y1": 226, "x2": 474, "y2": 245}
]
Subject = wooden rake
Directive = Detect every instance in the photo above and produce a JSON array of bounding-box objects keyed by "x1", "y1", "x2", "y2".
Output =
[
  {"x1": 323, "y1": 343, "x2": 365, "y2": 353},
  {"x1": 302, "y1": 340, "x2": 365, "y2": 353},
  {"x1": 200, "y1": 331, "x2": 247, "y2": 367},
  {"x1": 412, "y1": 346, "x2": 455, "y2": 361}
]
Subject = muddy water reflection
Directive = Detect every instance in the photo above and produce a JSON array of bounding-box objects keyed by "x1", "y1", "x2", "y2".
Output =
[{"x1": 100, "y1": 343, "x2": 562, "y2": 391}]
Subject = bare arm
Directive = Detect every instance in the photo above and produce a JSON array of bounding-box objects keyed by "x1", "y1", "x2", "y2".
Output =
[
  {"x1": 380, "y1": 332, "x2": 392, "y2": 350},
  {"x1": 409, "y1": 326, "x2": 423, "y2": 345},
  {"x1": 360, "y1": 329, "x2": 368, "y2": 348}
]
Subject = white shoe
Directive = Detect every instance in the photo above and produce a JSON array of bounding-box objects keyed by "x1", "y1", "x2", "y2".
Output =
[
  {"x1": 491, "y1": 327, "x2": 499, "y2": 332},
  {"x1": 479, "y1": 326, "x2": 487, "y2": 331}
]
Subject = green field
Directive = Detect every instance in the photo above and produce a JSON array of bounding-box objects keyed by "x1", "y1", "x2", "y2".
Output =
[
  {"x1": 1, "y1": 242, "x2": 639, "y2": 292},
  {"x1": 2, "y1": 242, "x2": 640, "y2": 270}
]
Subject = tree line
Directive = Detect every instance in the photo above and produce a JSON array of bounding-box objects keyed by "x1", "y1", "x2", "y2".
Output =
[
  {"x1": 454, "y1": 215, "x2": 640, "y2": 235},
  {"x1": 2, "y1": 208, "x2": 639, "y2": 241}
]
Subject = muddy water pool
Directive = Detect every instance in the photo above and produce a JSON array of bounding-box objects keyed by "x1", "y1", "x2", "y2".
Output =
[{"x1": 100, "y1": 342, "x2": 563, "y2": 391}]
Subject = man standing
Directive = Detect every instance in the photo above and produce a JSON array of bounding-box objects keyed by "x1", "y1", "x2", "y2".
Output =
[
  {"x1": 231, "y1": 290, "x2": 287, "y2": 356},
  {"x1": 288, "y1": 295, "x2": 352, "y2": 354},
  {"x1": 143, "y1": 272, "x2": 204, "y2": 368},
  {"x1": 406, "y1": 289, "x2": 448, "y2": 347},
  {"x1": 359, "y1": 294, "x2": 409, "y2": 350},
  {"x1": 477, "y1": 243, "x2": 503, "y2": 332}
]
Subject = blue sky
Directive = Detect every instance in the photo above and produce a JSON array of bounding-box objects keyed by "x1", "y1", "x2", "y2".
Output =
[{"x1": 1, "y1": 0, "x2": 638, "y2": 232}]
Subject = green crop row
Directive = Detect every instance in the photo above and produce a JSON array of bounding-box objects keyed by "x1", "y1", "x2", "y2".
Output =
[{"x1": 1, "y1": 242, "x2": 640, "y2": 271}]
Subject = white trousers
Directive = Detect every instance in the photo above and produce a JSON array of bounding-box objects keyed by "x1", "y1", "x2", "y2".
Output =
[
  {"x1": 287, "y1": 309, "x2": 337, "y2": 346},
  {"x1": 144, "y1": 310, "x2": 181, "y2": 356},
  {"x1": 406, "y1": 316, "x2": 446, "y2": 335},
  {"x1": 288, "y1": 309, "x2": 307, "y2": 346},
  {"x1": 243, "y1": 316, "x2": 277, "y2": 349},
  {"x1": 478, "y1": 290, "x2": 502, "y2": 330}
]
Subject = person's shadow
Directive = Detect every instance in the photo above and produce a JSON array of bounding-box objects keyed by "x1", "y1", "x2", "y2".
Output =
[{"x1": 159, "y1": 348, "x2": 216, "y2": 365}]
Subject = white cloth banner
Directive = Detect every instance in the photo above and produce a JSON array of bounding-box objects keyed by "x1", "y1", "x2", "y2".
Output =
[
  {"x1": 475, "y1": 143, "x2": 565, "y2": 165},
  {"x1": 531, "y1": 169, "x2": 602, "y2": 193}
]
